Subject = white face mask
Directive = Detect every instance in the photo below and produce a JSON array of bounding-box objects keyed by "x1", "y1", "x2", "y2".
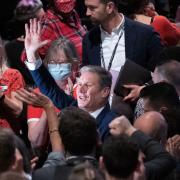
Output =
[{"x1": 48, "y1": 63, "x2": 72, "y2": 81}]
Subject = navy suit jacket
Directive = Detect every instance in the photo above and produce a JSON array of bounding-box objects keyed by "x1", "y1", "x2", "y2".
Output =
[
  {"x1": 82, "y1": 17, "x2": 164, "y2": 71},
  {"x1": 29, "y1": 65, "x2": 118, "y2": 141}
]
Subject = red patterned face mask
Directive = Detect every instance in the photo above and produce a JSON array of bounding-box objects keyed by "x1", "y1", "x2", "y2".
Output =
[{"x1": 54, "y1": 0, "x2": 76, "y2": 13}]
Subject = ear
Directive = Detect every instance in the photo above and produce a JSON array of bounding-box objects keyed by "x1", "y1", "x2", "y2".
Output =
[
  {"x1": 106, "y1": 2, "x2": 115, "y2": 14},
  {"x1": 101, "y1": 87, "x2": 111, "y2": 98},
  {"x1": 159, "y1": 106, "x2": 168, "y2": 113}
]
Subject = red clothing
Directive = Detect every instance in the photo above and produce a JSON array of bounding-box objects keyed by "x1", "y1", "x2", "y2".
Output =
[
  {"x1": 27, "y1": 88, "x2": 60, "y2": 148},
  {"x1": 0, "y1": 68, "x2": 25, "y2": 132},
  {"x1": 151, "y1": 15, "x2": 180, "y2": 46},
  {"x1": 27, "y1": 88, "x2": 60, "y2": 122},
  {"x1": 21, "y1": 9, "x2": 86, "y2": 61}
]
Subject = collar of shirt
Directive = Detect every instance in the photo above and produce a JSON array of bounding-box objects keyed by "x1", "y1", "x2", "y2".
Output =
[
  {"x1": 90, "y1": 106, "x2": 105, "y2": 119},
  {"x1": 100, "y1": 13, "x2": 125, "y2": 36}
]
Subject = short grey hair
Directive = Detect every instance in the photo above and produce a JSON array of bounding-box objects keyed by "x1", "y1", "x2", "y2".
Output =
[{"x1": 80, "y1": 65, "x2": 112, "y2": 89}]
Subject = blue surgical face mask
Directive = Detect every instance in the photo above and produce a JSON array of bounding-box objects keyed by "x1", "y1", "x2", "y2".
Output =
[{"x1": 48, "y1": 63, "x2": 72, "y2": 81}]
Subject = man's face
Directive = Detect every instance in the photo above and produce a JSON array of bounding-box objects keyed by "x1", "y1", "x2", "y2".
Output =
[
  {"x1": 85, "y1": 0, "x2": 109, "y2": 25},
  {"x1": 77, "y1": 71, "x2": 109, "y2": 112}
]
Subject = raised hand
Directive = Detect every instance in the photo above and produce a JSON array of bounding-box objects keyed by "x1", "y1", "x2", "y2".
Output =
[
  {"x1": 109, "y1": 115, "x2": 136, "y2": 136},
  {"x1": 15, "y1": 88, "x2": 53, "y2": 109},
  {"x1": 25, "y1": 18, "x2": 49, "y2": 62}
]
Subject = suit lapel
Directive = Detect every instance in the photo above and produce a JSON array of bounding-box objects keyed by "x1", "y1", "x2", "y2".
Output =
[
  {"x1": 124, "y1": 17, "x2": 137, "y2": 61},
  {"x1": 89, "y1": 26, "x2": 101, "y2": 66},
  {"x1": 96, "y1": 103, "x2": 110, "y2": 127}
]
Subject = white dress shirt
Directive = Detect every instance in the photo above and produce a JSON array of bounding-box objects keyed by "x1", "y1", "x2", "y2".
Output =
[{"x1": 100, "y1": 14, "x2": 126, "y2": 104}]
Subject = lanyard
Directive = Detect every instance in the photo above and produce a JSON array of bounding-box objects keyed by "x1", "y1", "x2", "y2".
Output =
[{"x1": 100, "y1": 26, "x2": 124, "y2": 71}]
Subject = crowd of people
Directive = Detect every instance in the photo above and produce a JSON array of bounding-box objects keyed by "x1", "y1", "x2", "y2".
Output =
[{"x1": 0, "y1": 0, "x2": 180, "y2": 180}]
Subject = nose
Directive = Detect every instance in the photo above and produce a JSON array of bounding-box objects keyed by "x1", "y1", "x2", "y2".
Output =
[
  {"x1": 86, "y1": 8, "x2": 91, "y2": 17},
  {"x1": 78, "y1": 84, "x2": 87, "y2": 94}
]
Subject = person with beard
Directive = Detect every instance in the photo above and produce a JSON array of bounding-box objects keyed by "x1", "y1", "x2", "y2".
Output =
[{"x1": 82, "y1": 0, "x2": 164, "y2": 120}]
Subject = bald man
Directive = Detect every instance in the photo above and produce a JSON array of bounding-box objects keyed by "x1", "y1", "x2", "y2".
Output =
[{"x1": 134, "y1": 111, "x2": 167, "y2": 145}]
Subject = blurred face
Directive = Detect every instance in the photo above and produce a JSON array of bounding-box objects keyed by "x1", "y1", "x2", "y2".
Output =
[
  {"x1": 85, "y1": 0, "x2": 109, "y2": 25},
  {"x1": 47, "y1": 49, "x2": 73, "y2": 90},
  {"x1": 151, "y1": 68, "x2": 165, "y2": 83},
  {"x1": 77, "y1": 71, "x2": 109, "y2": 112}
]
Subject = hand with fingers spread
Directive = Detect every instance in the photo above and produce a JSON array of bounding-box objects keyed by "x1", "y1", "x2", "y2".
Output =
[
  {"x1": 123, "y1": 84, "x2": 145, "y2": 102},
  {"x1": 15, "y1": 88, "x2": 53, "y2": 109},
  {"x1": 109, "y1": 115, "x2": 137, "y2": 136},
  {"x1": 25, "y1": 18, "x2": 49, "y2": 62}
]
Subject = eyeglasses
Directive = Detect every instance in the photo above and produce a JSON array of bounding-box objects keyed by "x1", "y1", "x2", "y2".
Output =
[{"x1": 48, "y1": 59, "x2": 71, "y2": 64}]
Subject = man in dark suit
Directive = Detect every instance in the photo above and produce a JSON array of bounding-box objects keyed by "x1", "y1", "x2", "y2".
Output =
[
  {"x1": 22, "y1": 18, "x2": 119, "y2": 142},
  {"x1": 83, "y1": 0, "x2": 164, "y2": 119},
  {"x1": 26, "y1": 62, "x2": 118, "y2": 141},
  {"x1": 83, "y1": 0, "x2": 163, "y2": 72}
]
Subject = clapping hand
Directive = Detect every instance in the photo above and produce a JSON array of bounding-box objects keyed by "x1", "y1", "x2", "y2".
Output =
[{"x1": 15, "y1": 88, "x2": 53, "y2": 109}]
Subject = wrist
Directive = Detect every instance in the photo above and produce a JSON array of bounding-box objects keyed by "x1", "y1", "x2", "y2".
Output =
[
  {"x1": 43, "y1": 101, "x2": 54, "y2": 110},
  {"x1": 49, "y1": 129, "x2": 59, "y2": 135},
  {"x1": 26, "y1": 51, "x2": 39, "y2": 63}
]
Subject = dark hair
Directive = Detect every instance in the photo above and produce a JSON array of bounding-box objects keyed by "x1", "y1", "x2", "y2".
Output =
[
  {"x1": 100, "y1": 0, "x2": 120, "y2": 7},
  {"x1": 14, "y1": 135, "x2": 31, "y2": 174},
  {"x1": 0, "y1": 128, "x2": 15, "y2": 174},
  {"x1": 102, "y1": 135, "x2": 139, "y2": 178},
  {"x1": 140, "y1": 82, "x2": 180, "y2": 137},
  {"x1": 154, "y1": 46, "x2": 180, "y2": 64},
  {"x1": 80, "y1": 65, "x2": 112, "y2": 90},
  {"x1": 68, "y1": 161, "x2": 104, "y2": 180},
  {"x1": 117, "y1": 0, "x2": 149, "y2": 18},
  {"x1": 59, "y1": 107, "x2": 98, "y2": 155},
  {"x1": 140, "y1": 82, "x2": 180, "y2": 110}
]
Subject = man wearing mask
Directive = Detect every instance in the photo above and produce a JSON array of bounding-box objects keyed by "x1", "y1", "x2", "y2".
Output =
[{"x1": 21, "y1": 0, "x2": 86, "y2": 61}]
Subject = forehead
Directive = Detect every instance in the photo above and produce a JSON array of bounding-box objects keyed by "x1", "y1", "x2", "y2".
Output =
[
  {"x1": 79, "y1": 71, "x2": 100, "y2": 83},
  {"x1": 85, "y1": 0, "x2": 103, "y2": 6},
  {"x1": 49, "y1": 48, "x2": 70, "y2": 62}
]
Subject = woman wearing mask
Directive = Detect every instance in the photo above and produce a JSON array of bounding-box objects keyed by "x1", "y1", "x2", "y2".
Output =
[{"x1": 27, "y1": 29, "x2": 79, "y2": 150}]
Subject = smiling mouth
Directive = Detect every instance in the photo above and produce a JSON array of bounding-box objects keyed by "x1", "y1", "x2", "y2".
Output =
[{"x1": 78, "y1": 96, "x2": 87, "y2": 101}]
